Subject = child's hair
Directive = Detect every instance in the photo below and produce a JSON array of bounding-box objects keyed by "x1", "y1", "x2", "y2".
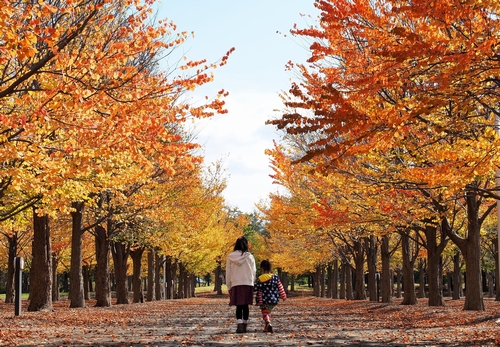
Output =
[
  {"x1": 260, "y1": 259, "x2": 272, "y2": 272},
  {"x1": 233, "y1": 236, "x2": 249, "y2": 254}
]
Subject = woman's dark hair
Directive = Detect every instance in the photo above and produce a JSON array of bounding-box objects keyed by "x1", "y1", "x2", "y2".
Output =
[
  {"x1": 233, "y1": 236, "x2": 249, "y2": 254},
  {"x1": 260, "y1": 259, "x2": 272, "y2": 272}
]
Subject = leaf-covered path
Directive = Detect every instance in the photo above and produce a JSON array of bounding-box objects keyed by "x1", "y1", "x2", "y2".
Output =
[{"x1": 1, "y1": 293, "x2": 500, "y2": 346}]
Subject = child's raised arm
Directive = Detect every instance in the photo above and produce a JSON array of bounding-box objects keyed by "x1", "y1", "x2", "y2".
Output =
[{"x1": 277, "y1": 279, "x2": 286, "y2": 301}]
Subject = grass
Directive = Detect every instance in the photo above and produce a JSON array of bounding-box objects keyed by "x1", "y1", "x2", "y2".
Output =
[
  {"x1": 0, "y1": 293, "x2": 30, "y2": 300},
  {"x1": 194, "y1": 284, "x2": 228, "y2": 294},
  {"x1": 0, "y1": 285, "x2": 311, "y2": 301}
]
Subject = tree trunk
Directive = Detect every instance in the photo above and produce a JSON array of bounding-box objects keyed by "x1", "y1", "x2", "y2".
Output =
[
  {"x1": 313, "y1": 267, "x2": 320, "y2": 297},
  {"x1": 95, "y1": 224, "x2": 111, "y2": 307},
  {"x1": 353, "y1": 240, "x2": 366, "y2": 300},
  {"x1": 165, "y1": 256, "x2": 172, "y2": 300},
  {"x1": 82, "y1": 265, "x2": 90, "y2": 300},
  {"x1": 424, "y1": 223, "x2": 448, "y2": 306},
  {"x1": 28, "y1": 211, "x2": 53, "y2": 312},
  {"x1": 184, "y1": 269, "x2": 190, "y2": 299},
  {"x1": 171, "y1": 260, "x2": 178, "y2": 299},
  {"x1": 462, "y1": 192, "x2": 485, "y2": 310},
  {"x1": 339, "y1": 262, "x2": 346, "y2": 299},
  {"x1": 320, "y1": 266, "x2": 326, "y2": 297},
  {"x1": 401, "y1": 231, "x2": 417, "y2": 305},
  {"x1": 327, "y1": 263, "x2": 333, "y2": 298},
  {"x1": 445, "y1": 192, "x2": 485, "y2": 310},
  {"x1": 280, "y1": 271, "x2": 289, "y2": 294},
  {"x1": 69, "y1": 202, "x2": 85, "y2": 308},
  {"x1": 395, "y1": 268, "x2": 402, "y2": 298},
  {"x1": 111, "y1": 241, "x2": 129, "y2": 305},
  {"x1": 417, "y1": 259, "x2": 426, "y2": 299},
  {"x1": 290, "y1": 274, "x2": 295, "y2": 292},
  {"x1": 191, "y1": 275, "x2": 196, "y2": 297},
  {"x1": 147, "y1": 249, "x2": 154, "y2": 301},
  {"x1": 381, "y1": 236, "x2": 392, "y2": 303},
  {"x1": 5, "y1": 233, "x2": 17, "y2": 303},
  {"x1": 130, "y1": 247, "x2": 144, "y2": 303},
  {"x1": 493, "y1": 237, "x2": 500, "y2": 301},
  {"x1": 452, "y1": 250, "x2": 462, "y2": 300},
  {"x1": 52, "y1": 254, "x2": 60, "y2": 302},
  {"x1": 366, "y1": 236, "x2": 378, "y2": 301},
  {"x1": 332, "y1": 260, "x2": 338, "y2": 299},
  {"x1": 155, "y1": 253, "x2": 163, "y2": 300},
  {"x1": 487, "y1": 272, "x2": 494, "y2": 298},
  {"x1": 346, "y1": 264, "x2": 353, "y2": 300},
  {"x1": 178, "y1": 262, "x2": 185, "y2": 299},
  {"x1": 213, "y1": 261, "x2": 222, "y2": 295}
]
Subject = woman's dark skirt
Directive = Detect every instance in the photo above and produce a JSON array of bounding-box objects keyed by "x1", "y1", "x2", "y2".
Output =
[{"x1": 229, "y1": 285, "x2": 254, "y2": 306}]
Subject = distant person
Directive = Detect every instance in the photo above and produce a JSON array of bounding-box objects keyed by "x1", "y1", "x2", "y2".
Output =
[
  {"x1": 226, "y1": 236, "x2": 256, "y2": 333},
  {"x1": 254, "y1": 259, "x2": 287, "y2": 333}
]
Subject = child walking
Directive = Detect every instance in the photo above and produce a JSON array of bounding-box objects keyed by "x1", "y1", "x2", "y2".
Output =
[
  {"x1": 226, "y1": 236, "x2": 256, "y2": 333},
  {"x1": 254, "y1": 260, "x2": 287, "y2": 333}
]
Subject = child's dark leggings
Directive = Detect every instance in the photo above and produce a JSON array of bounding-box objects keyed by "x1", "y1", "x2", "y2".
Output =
[{"x1": 236, "y1": 304, "x2": 249, "y2": 320}]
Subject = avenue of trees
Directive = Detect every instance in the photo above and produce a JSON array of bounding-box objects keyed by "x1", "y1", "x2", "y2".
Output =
[
  {"x1": 0, "y1": 0, "x2": 248, "y2": 311},
  {"x1": 3, "y1": 0, "x2": 500, "y2": 315},
  {"x1": 262, "y1": 0, "x2": 500, "y2": 311}
]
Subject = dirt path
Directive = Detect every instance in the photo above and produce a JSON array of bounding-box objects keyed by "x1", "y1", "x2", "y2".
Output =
[{"x1": 1, "y1": 293, "x2": 499, "y2": 346}]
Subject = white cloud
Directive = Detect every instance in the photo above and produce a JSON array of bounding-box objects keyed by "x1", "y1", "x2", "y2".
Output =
[{"x1": 193, "y1": 90, "x2": 283, "y2": 213}]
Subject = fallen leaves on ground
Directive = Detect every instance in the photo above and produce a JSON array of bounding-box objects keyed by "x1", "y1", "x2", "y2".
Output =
[{"x1": 0, "y1": 292, "x2": 499, "y2": 346}]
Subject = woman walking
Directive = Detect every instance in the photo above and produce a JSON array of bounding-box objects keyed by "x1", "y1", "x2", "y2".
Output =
[{"x1": 226, "y1": 236, "x2": 256, "y2": 333}]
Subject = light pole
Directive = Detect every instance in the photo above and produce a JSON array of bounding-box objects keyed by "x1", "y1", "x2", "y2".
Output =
[{"x1": 495, "y1": 115, "x2": 500, "y2": 300}]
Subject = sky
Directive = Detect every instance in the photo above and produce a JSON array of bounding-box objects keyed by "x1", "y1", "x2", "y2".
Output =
[{"x1": 158, "y1": 1, "x2": 319, "y2": 213}]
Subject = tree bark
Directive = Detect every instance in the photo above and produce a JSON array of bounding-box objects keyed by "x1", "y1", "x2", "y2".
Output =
[
  {"x1": 183, "y1": 269, "x2": 190, "y2": 299},
  {"x1": 320, "y1": 266, "x2": 326, "y2": 297},
  {"x1": 452, "y1": 250, "x2": 462, "y2": 300},
  {"x1": 165, "y1": 256, "x2": 172, "y2": 299},
  {"x1": 111, "y1": 241, "x2": 129, "y2": 305},
  {"x1": 28, "y1": 210, "x2": 53, "y2": 312},
  {"x1": 417, "y1": 259, "x2": 426, "y2": 299},
  {"x1": 395, "y1": 268, "x2": 402, "y2": 298},
  {"x1": 381, "y1": 236, "x2": 393, "y2": 303},
  {"x1": 353, "y1": 240, "x2": 366, "y2": 300},
  {"x1": 82, "y1": 265, "x2": 90, "y2": 300},
  {"x1": 284, "y1": 272, "x2": 289, "y2": 293},
  {"x1": 332, "y1": 260, "x2": 339, "y2": 299},
  {"x1": 424, "y1": 223, "x2": 448, "y2": 306},
  {"x1": 339, "y1": 262, "x2": 346, "y2": 299},
  {"x1": 52, "y1": 254, "x2": 59, "y2": 302},
  {"x1": 155, "y1": 252, "x2": 163, "y2": 300},
  {"x1": 147, "y1": 249, "x2": 154, "y2": 301},
  {"x1": 401, "y1": 231, "x2": 417, "y2": 305},
  {"x1": 444, "y1": 191, "x2": 485, "y2": 310},
  {"x1": 366, "y1": 236, "x2": 378, "y2": 301},
  {"x1": 346, "y1": 264, "x2": 353, "y2": 300},
  {"x1": 313, "y1": 267, "x2": 320, "y2": 297},
  {"x1": 326, "y1": 263, "x2": 333, "y2": 298},
  {"x1": 130, "y1": 247, "x2": 144, "y2": 303},
  {"x1": 213, "y1": 261, "x2": 222, "y2": 295},
  {"x1": 178, "y1": 262, "x2": 185, "y2": 299},
  {"x1": 462, "y1": 192, "x2": 484, "y2": 310},
  {"x1": 5, "y1": 233, "x2": 17, "y2": 303},
  {"x1": 69, "y1": 202, "x2": 85, "y2": 308},
  {"x1": 494, "y1": 238, "x2": 500, "y2": 301},
  {"x1": 95, "y1": 224, "x2": 111, "y2": 307},
  {"x1": 171, "y1": 260, "x2": 178, "y2": 298}
]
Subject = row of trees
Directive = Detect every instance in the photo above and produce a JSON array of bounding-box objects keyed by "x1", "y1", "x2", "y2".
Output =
[
  {"x1": 261, "y1": 0, "x2": 500, "y2": 311},
  {"x1": 0, "y1": 0, "x2": 245, "y2": 311}
]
